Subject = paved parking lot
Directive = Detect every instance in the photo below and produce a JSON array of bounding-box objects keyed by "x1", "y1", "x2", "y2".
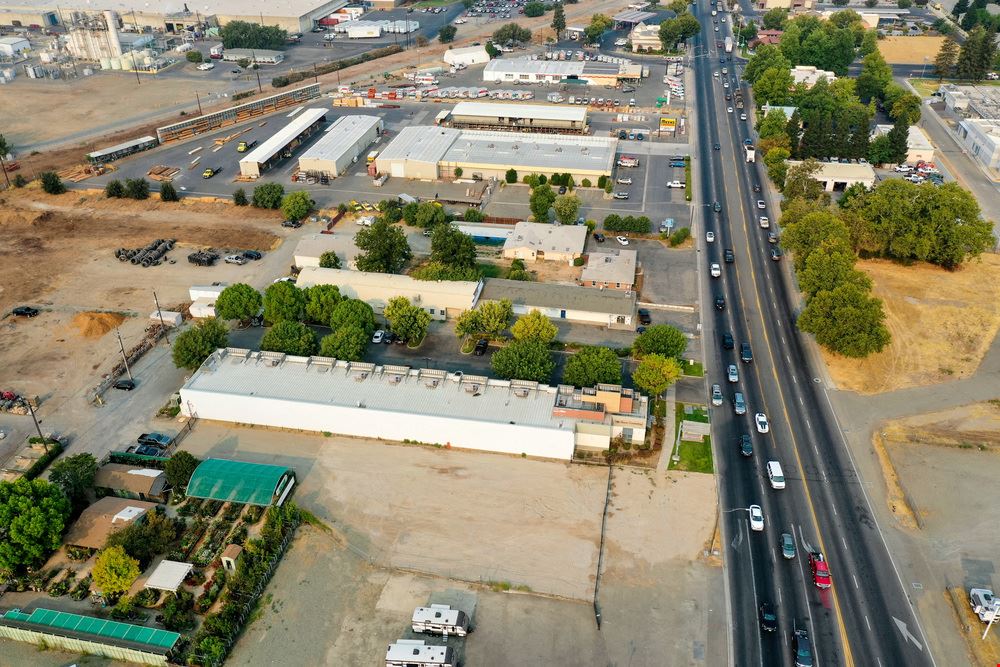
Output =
[{"x1": 631, "y1": 238, "x2": 698, "y2": 307}]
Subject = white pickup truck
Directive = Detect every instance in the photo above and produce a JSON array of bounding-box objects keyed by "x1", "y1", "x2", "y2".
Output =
[{"x1": 971, "y1": 588, "x2": 1000, "y2": 622}]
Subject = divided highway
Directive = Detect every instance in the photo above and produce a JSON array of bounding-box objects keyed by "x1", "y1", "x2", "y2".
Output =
[{"x1": 690, "y1": 3, "x2": 936, "y2": 666}]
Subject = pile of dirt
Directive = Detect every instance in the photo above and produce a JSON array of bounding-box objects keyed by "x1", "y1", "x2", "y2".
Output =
[
  {"x1": 822, "y1": 256, "x2": 1000, "y2": 394},
  {"x1": 71, "y1": 311, "x2": 127, "y2": 338}
]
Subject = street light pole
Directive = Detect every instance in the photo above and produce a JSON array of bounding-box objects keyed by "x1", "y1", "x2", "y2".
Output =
[{"x1": 116, "y1": 327, "x2": 134, "y2": 381}]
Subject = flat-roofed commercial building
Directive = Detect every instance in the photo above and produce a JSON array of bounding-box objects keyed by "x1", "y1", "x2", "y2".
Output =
[
  {"x1": 502, "y1": 221, "x2": 587, "y2": 264},
  {"x1": 297, "y1": 114, "x2": 383, "y2": 178},
  {"x1": 179, "y1": 349, "x2": 649, "y2": 460},
  {"x1": 443, "y1": 44, "x2": 490, "y2": 67},
  {"x1": 483, "y1": 58, "x2": 635, "y2": 87},
  {"x1": 579, "y1": 250, "x2": 637, "y2": 291},
  {"x1": 295, "y1": 266, "x2": 483, "y2": 320},
  {"x1": 448, "y1": 101, "x2": 588, "y2": 134},
  {"x1": 786, "y1": 160, "x2": 876, "y2": 191},
  {"x1": 872, "y1": 124, "x2": 935, "y2": 164},
  {"x1": 480, "y1": 278, "x2": 636, "y2": 329},
  {"x1": 375, "y1": 125, "x2": 618, "y2": 183},
  {"x1": 957, "y1": 118, "x2": 1000, "y2": 175},
  {"x1": 239, "y1": 107, "x2": 327, "y2": 178}
]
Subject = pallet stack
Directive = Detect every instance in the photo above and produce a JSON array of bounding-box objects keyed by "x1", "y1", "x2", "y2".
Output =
[{"x1": 147, "y1": 165, "x2": 181, "y2": 181}]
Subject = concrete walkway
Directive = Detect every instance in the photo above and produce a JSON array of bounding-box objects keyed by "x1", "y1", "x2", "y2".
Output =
[{"x1": 656, "y1": 383, "x2": 678, "y2": 474}]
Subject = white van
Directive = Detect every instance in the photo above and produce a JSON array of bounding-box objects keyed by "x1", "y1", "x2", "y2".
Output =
[{"x1": 766, "y1": 461, "x2": 785, "y2": 489}]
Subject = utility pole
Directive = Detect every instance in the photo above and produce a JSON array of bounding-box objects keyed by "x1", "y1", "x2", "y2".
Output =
[
  {"x1": 116, "y1": 327, "x2": 134, "y2": 381},
  {"x1": 152, "y1": 291, "x2": 171, "y2": 344},
  {"x1": 984, "y1": 605, "x2": 998, "y2": 641},
  {"x1": 26, "y1": 400, "x2": 47, "y2": 450},
  {"x1": 195, "y1": 91, "x2": 203, "y2": 115}
]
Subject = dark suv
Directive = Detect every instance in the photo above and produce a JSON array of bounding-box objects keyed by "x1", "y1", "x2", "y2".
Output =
[
  {"x1": 740, "y1": 342, "x2": 753, "y2": 363},
  {"x1": 474, "y1": 338, "x2": 489, "y2": 356},
  {"x1": 722, "y1": 332, "x2": 734, "y2": 350},
  {"x1": 638, "y1": 308, "x2": 652, "y2": 325},
  {"x1": 738, "y1": 434, "x2": 753, "y2": 457},
  {"x1": 723, "y1": 248, "x2": 735, "y2": 264}
]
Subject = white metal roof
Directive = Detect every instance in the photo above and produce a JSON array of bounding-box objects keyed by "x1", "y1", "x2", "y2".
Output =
[
  {"x1": 386, "y1": 639, "x2": 451, "y2": 664},
  {"x1": 503, "y1": 221, "x2": 587, "y2": 256},
  {"x1": 299, "y1": 115, "x2": 382, "y2": 163},
  {"x1": 2, "y1": 0, "x2": 343, "y2": 18},
  {"x1": 451, "y1": 101, "x2": 586, "y2": 123},
  {"x1": 412, "y1": 605, "x2": 464, "y2": 626},
  {"x1": 144, "y1": 560, "x2": 194, "y2": 592},
  {"x1": 485, "y1": 58, "x2": 586, "y2": 77},
  {"x1": 296, "y1": 266, "x2": 481, "y2": 310},
  {"x1": 240, "y1": 107, "x2": 328, "y2": 166},
  {"x1": 376, "y1": 126, "x2": 462, "y2": 165},
  {"x1": 873, "y1": 124, "x2": 934, "y2": 151},
  {"x1": 441, "y1": 129, "x2": 617, "y2": 174}
]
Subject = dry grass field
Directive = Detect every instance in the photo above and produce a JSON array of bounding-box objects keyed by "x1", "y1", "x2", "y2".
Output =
[{"x1": 877, "y1": 36, "x2": 947, "y2": 64}]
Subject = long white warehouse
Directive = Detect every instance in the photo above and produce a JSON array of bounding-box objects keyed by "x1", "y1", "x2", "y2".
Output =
[
  {"x1": 179, "y1": 349, "x2": 649, "y2": 460},
  {"x1": 297, "y1": 114, "x2": 383, "y2": 178},
  {"x1": 239, "y1": 107, "x2": 328, "y2": 178}
]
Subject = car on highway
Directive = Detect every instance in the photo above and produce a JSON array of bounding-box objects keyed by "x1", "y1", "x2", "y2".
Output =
[
  {"x1": 727, "y1": 364, "x2": 738, "y2": 382},
  {"x1": 723, "y1": 248, "x2": 735, "y2": 263},
  {"x1": 371, "y1": 329, "x2": 385, "y2": 344},
  {"x1": 638, "y1": 308, "x2": 652, "y2": 325},
  {"x1": 722, "y1": 331, "x2": 734, "y2": 349},
  {"x1": 714, "y1": 25, "x2": 719, "y2": 31},
  {"x1": 224, "y1": 254, "x2": 248, "y2": 265},
  {"x1": 793, "y1": 626, "x2": 813, "y2": 667},
  {"x1": 667, "y1": 180, "x2": 684, "y2": 188},
  {"x1": 593, "y1": 232, "x2": 606, "y2": 242},
  {"x1": 723, "y1": 81, "x2": 729, "y2": 88},
  {"x1": 759, "y1": 603, "x2": 777, "y2": 632},
  {"x1": 715, "y1": 295, "x2": 726, "y2": 311},
  {"x1": 740, "y1": 342, "x2": 753, "y2": 363},
  {"x1": 755, "y1": 412, "x2": 769, "y2": 433},
  {"x1": 770, "y1": 246, "x2": 783, "y2": 261},
  {"x1": 727, "y1": 106, "x2": 733, "y2": 113},
  {"x1": 710, "y1": 262, "x2": 721, "y2": 277},
  {"x1": 616, "y1": 177, "x2": 632, "y2": 185},
  {"x1": 740, "y1": 112, "x2": 747, "y2": 121},
  {"x1": 237, "y1": 140, "x2": 257, "y2": 153},
  {"x1": 734, "y1": 392, "x2": 746, "y2": 415},
  {"x1": 713, "y1": 143, "x2": 721, "y2": 150},
  {"x1": 768, "y1": 232, "x2": 779, "y2": 244},
  {"x1": 781, "y1": 532, "x2": 796, "y2": 559},
  {"x1": 711, "y1": 384, "x2": 724, "y2": 406},
  {"x1": 753, "y1": 183, "x2": 761, "y2": 192},
  {"x1": 749, "y1": 505, "x2": 764, "y2": 531},
  {"x1": 706, "y1": 231, "x2": 715, "y2": 243},
  {"x1": 113, "y1": 379, "x2": 136, "y2": 391},
  {"x1": 613, "y1": 192, "x2": 630, "y2": 200},
  {"x1": 712, "y1": 201, "x2": 721, "y2": 212},
  {"x1": 759, "y1": 216, "x2": 770, "y2": 228},
  {"x1": 616, "y1": 236, "x2": 630, "y2": 246},
  {"x1": 757, "y1": 200, "x2": 766, "y2": 209},
  {"x1": 809, "y1": 552, "x2": 832, "y2": 588},
  {"x1": 738, "y1": 434, "x2": 753, "y2": 457},
  {"x1": 474, "y1": 338, "x2": 489, "y2": 356},
  {"x1": 202, "y1": 167, "x2": 221, "y2": 179},
  {"x1": 12, "y1": 306, "x2": 39, "y2": 317}
]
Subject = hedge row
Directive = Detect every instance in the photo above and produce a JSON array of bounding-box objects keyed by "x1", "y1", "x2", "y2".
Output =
[
  {"x1": 272, "y1": 45, "x2": 403, "y2": 88},
  {"x1": 603, "y1": 214, "x2": 652, "y2": 233}
]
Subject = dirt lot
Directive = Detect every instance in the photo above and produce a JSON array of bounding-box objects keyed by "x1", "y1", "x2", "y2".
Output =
[
  {"x1": 0, "y1": 187, "x2": 281, "y2": 398},
  {"x1": 821, "y1": 256, "x2": 1000, "y2": 394},
  {"x1": 877, "y1": 36, "x2": 948, "y2": 65}
]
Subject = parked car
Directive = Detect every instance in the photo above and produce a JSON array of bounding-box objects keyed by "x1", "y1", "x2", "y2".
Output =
[
  {"x1": 593, "y1": 232, "x2": 606, "y2": 242},
  {"x1": 12, "y1": 306, "x2": 39, "y2": 317},
  {"x1": 474, "y1": 338, "x2": 489, "y2": 356},
  {"x1": 893, "y1": 164, "x2": 913, "y2": 173},
  {"x1": 558, "y1": 185, "x2": 567, "y2": 194},
  {"x1": 616, "y1": 236, "x2": 630, "y2": 246},
  {"x1": 202, "y1": 167, "x2": 221, "y2": 179},
  {"x1": 666, "y1": 180, "x2": 684, "y2": 188},
  {"x1": 137, "y1": 432, "x2": 172, "y2": 448},
  {"x1": 669, "y1": 160, "x2": 686, "y2": 168},
  {"x1": 197, "y1": 62, "x2": 215, "y2": 71},
  {"x1": 781, "y1": 532, "x2": 796, "y2": 559},
  {"x1": 616, "y1": 177, "x2": 632, "y2": 185},
  {"x1": 382, "y1": 331, "x2": 396, "y2": 344},
  {"x1": 242, "y1": 250, "x2": 262, "y2": 260},
  {"x1": 113, "y1": 379, "x2": 136, "y2": 391},
  {"x1": 237, "y1": 140, "x2": 257, "y2": 153},
  {"x1": 755, "y1": 412, "x2": 769, "y2": 433},
  {"x1": 224, "y1": 254, "x2": 247, "y2": 265},
  {"x1": 749, "y1": 505, "x2": 764, "y2": 531},
  {"x1": 638, "y1": 308, "x2": 652, "y2": 325},
  {"x1": 371, "y1": 330, "x2": 385, "y2": 344},
  {"x1": 282, "y1": 219, "x2": 303, "y2": 228},
  {"x1": 613, "y1": 192, "x2": 630, "y2": 200}
]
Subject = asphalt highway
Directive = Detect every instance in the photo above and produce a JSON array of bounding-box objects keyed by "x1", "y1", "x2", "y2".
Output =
[{"x1": 692, "y1": 3, "x2": 937, "y2": 666}]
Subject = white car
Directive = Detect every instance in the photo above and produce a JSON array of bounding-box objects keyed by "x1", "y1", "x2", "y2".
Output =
[
  {"x1": 617, "y1": 177, "x2": 633, "y2": 185},
  {"x1": 614, "y1": 38, "x2": 628, "y2": 46},
  {"x1": 759, "y1": 216, "x2": 770, "y2": 228},
  {"x1": 711, "y1": 383, "x2": 724, "y2": 406},
  {"x1": 454, "y1": 18, "x2": 466, "y2": 24},
  {"x1": 749, "y1": 505, "x2": 764, "y2": 532},
  {"x1": 723, "y1": 81, "x2": 729, "y2": 88},
  {"x1": 904, "y1": 174, "x2": 925, "y2": 183},
  {"x1": 757, "y1": 200, "x2": 766, "y2": 209},
  {"x1": 710, "y1": 263, "x2": 721, "y2": 278},
  {"x1": 616, "y1": 236, "x2": 630, "y2": 246},
  {"x1": 740, "y1": 113, "x2": 747, "y2": 121},
  {"x1": 727, "y1": 364, "x2": 738, "y2": 383},
  {"x1": 372, "y1": 329, "x2": 385, "y2": 344},
  {"x1": 224, "y1": 254, "x2": 247, "y2": 265},
  {"x1": 706, "y1": 231, "x2": 715, "y2": 243},
  {"x1": 197, "y1": 62, "x2": 215, "y2": 71},
  {"x1": 893, "y1": 164, "x2": 913, "y2": 173},
  {"x1": 728, "y1": 106, "x2": 733, "y2": 113},
  {"x1": 755, "y1": 413, "x2": 770, "y2": 434},
  {"x1": 666, "y1": 180, "x2": 684, "y2": 188},
  {"x1": 715, "y1": 26, "x2": 720, "y2": 32}
]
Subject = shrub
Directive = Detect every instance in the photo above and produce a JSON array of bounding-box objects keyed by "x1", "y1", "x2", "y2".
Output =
[
  {"x1": 454, "y1": 167, "x2": 464, "y2": 178},
  {"x1": 505, "y1": 168, "x2": 518, "y2": 183},
  {"x1": 185, "y1": 50, "x2": 203, "y2": 63},
  {"x1": 159, "y1": 181, "x2": 179, "y2": 202},
  {"x1": 232, "y1": 188, "x2": 248, "y2": 206},
  {"x1": 668, "y1": 227, "x2": 691, "y2": 246},
  {"x1": 319, "y1": 251, "x2": 341, "y2": 269},
  {"x1": 40, "y1": 172, "x2": 66, "y2": 195},
  {"x1": 13, "y1": 173, "x2": 27, "y2": 188},
  {"x1": 252, "y1": 182, "x2": 285, "y2": 209},
  {"x1": 124, "y1": 178, "x2": 150, "y2": 200},
  {"x1": 104, "y1": 179, "x2": 125, "y2": 198},
  {"x1": 581, "y1": 178, "x2": 591, "y2": 188}
]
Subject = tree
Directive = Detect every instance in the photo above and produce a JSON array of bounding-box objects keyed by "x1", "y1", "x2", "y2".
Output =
[
  {"x1": 215, "y1": 283, "x2": 262, "y2": 322},
  {"x1": 739, "y1": 20, "x2": 759, "y2": 45},
  {"x1": 551, "y1": 4, "x2": 566, "y2": 39},
  {"x1": 220, "y1": 20, "x2": 288, "y2": 50},
  {"x1": 864, "y1": 0, "x2": 877, "y2": 8},
  {"x1": 798, "y1": 282, "x2": 890, "y2": 357},
  {"x1": 761, "y1": 7, "x2": 789, "y2": 30},
  {"x1": 431, "y1": 225, "x2": 476, "y2": 269},
  {"x1": 885, "y1": 118, "x2": 910, "y2": 165},
  {"x1": 491, "y1": 340, "x2": 555, "y2": 383},
  {"x1": 632, "y1": 324, "x2": 687, "y2": 359},
  {"x1": 856, "y1": 50, "x2": 892, "y2": 102},
  {"x1": 0, "y1": 133, "x2": 12, "y2": 189},
  {"x1": 319, "y1": 250, "x2": 341, "y2": 269},
  {"x1": 355, "y1": 218, "x2": 412, "y2": 273},
  {"x1": 384, "y1": 297, "x2": 431, "y2": 345},
  {"x1": 412, "y1": 201, "x2": 446, "y2": 228},
  {"x1": 524, "y1": 1, "x2": 545, "y2": 17},
  {"x1": 233, "y1": 188, "x2": 248, "y2": 206},
  {"x1": 251, "y1": 182, "x2": 285, "y2": 209},
  {"x1": 867, "y1": 134, "x2": 895, "y2": 166},
  {"x1": 955, "y1": 26, "x2": 996, "y2": 82},
  {"x1": 261, "y1": 321, "x2": 317, "y2": 356},
  {"x1": 493, "y1": 23, "x2": 531, "y2": 45},
  {"x1": 934, "y1": 37, "x2": 959, "y2": 80},
  {"x1": 485, "y1": 42, "x2": 500, "y2": 58},
  {"x1": 463, "y1": 208, "x2": 485, "y2": 222},
  {"x1": 758, "y1": 109, "x2": 789, "y2": 140},
  {"x1": 164, "y1": 451, "x2": 199, "y2": 490},
  {"x1": 0, "y1": 479, "x2": 70, "y2": 572},
  {"x1": 782, "y1": 159, "x2": 829, "y2": 205},
  {"x1": 49, "y1": 453, "x2": 97, "y2": 509},
  {"x1": 105, "y1": 509, "x2": 178, "y2": 568},
  {"x1": 782, "y1": 210, "x2": 852, "y2": 270},
  {"x1": 744, "y1": 44, "x2": 791, "y2": 85},
  {"x1": 529, "y1": 183, "x2": 556, "y2": 222},
  {"x1": 303, "y1": 284, "x2": 342, "y2": 326},
  {"x1": 553, "y1": 194, "x2": 581, "y2": 225},
  {"x1": 104, "y1": 179, "x2": 125, "y2": 198},
  {"x1": 859, "y1": 29, "x2": 878, "y2": 57},
  {"x1": 890, "y1": 92, "x2": 921, "y2": 126},
  {"x1": 632, "y1": 354, "x2": 682, "y2": 397},
  {"x1": 329, "y1": 298, "x2": 377, "y2": 335},
  {"x1": 753, "y1": 67, "x2": 794, "y2": 105},
  {"x1": 763, "y1": 147, "x2": 791, "y2": 188},
  {"x1": 40, "y1": 171, "x2": 66, "y2": 195},
  {"x1": 510, "y1": 309, "x2": 558, "y2": 344},
  {"x1": 584, "y1": 14, "x2": 613, "y2": 43},
  {"x1": 172, "y1": 318, "x2": 228, "y2": 370},
  {"x1": 92, "y1": 546, "x2": 140, "y2": 597},
  {"x1": 124, "y1": 178, "x2": 150, "y2": 200},
  {"x1": 562, "y1": 346, "x2": 621, "y2": 387},
  {"x1": 798, "y1": 240, "x2": 869, "y2": 299},
  {"x1": 439, "y1": 25, "x2": 457, "y2": 43},
  {"x1": 159, "y1": 181, "x2": 180, "y2": 202},
  {"x1": 263, "y1": 281, "x2": 305, "y2": 323},
  {"x1": 280, "y1": 191, "x2": 313, "y2": 221},
  {"x1": 505, "y1": 168, "x2": 518, "y2": 184},
  {"x1": 952, "y1": 0, "x2": 969, "y2": 18},
  {"x1": 186, "y1": 49, "x2": 203, "y2": 63},
  {"x1": 319, "y1": 324, "x2": 368, "y2": 361}
]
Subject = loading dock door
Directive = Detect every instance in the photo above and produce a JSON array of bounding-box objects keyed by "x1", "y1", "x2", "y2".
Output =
[{"x1": 391, "y1": 162, "x2": 405, "y2": 178}]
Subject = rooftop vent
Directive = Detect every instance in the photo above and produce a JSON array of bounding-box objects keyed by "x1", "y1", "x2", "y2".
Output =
[
  {"x1": 354, "y1": 372, "x2": 369, "y2": 381},
  {"x1": 388, "y1": 375, "x2": 402, "y2": 384},
  {"x1": 514, "y1": 388, "x2": 530, "y2": 398},
  {"x1": 425, "y1": 379, "x2": 440, "y2": 388}
]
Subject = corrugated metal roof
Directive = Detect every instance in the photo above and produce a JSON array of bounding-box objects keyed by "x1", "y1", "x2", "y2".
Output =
[
  {"x1": 485, "y1": 58, "x2": 585, "y2": 76},
  {"x1": 481, "y1": 278, "x2": 636, "y2": 315},
  {"x1": 299, "y1": 114, "x2": 382, "y2": 163},
  {"x1": 5, "y1": 0, "x2": 342, "y2": 17},
  {"x1": 240, "y1": 107, "x2": 327, "y2": 166},
  {"x1": 612, "y1": 9, "x2": 657, "y2": 22},
  {"x1": 441, "y1": 129, "x2": 617, "y2": 174},
  {"x1": 1, "y1": 608, "x2": 179, "y2": 651},
  {"x1": 144, "y1": 560, "x2": 194, "y2": 592},
  {"x1": 451, "y1": 101, "x2": 587, "y2": 123},
  {"x1": 296, "y1": 266, "x2": 480, "y2": 304},
  {"x1": 376, "y1": 126, "x2": 461, "y2": 165},
  {"x1": 187, "y1": 458, "x2": 294, "y2": 506}
]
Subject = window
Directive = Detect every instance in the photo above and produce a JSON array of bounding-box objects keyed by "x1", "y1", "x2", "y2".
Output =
[
  {"x1": 621, "y1": 427, "x2": 634, "y2": 442},
  {"x1": 428, "y1": 308, "x2": 435, "y2": 315},
  {"x1": 616, "y1": 283, "x2": 621, "y2": 288}
]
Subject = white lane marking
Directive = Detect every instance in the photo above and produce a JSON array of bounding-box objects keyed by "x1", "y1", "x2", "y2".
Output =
[
  {"x1": 842, "y1": 536, "x2": 849, "y2": 551},
  {"x1": 798, "y1": 396, "x2": 804, "y2": 406},
  {"x1": 853, "y1": 574, "x2": 859, "y2": 589},
  {"x1": 778, "y1": 586, "x2": 782, "y2": 605},
  {"x1": 832, "y1": 503, "x2": 838, "y2": 517},
  {"x1": 744, "y1": 520, "x2": 765, "y2": 666},
  {"x1": 866, "y1": 615, "x2": 872, "y2": 631}
]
